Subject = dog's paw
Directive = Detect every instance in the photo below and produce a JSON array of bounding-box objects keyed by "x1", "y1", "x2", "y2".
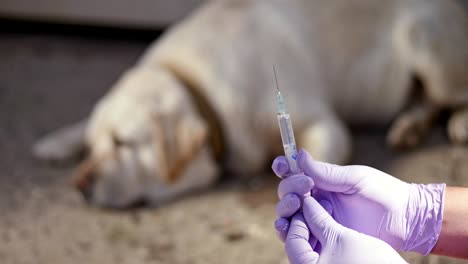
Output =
[
  {"x1": 299, "y1": 117, "x2": 351, "y2": 165},
  {"x1": 387, "y1": 115, "x2": 428, "y2": 149},
  {"x1": 448, "y1": 110, "x2": 468, "y2": 144}
]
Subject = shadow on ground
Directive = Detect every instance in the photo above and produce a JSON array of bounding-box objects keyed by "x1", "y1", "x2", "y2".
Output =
[{"x1": 1, "y1": 31, "x2": 467, "y2": 264}]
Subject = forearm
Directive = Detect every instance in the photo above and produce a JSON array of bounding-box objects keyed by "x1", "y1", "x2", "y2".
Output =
[{"x1": 432, "y1": 187, "x2": 468, "y2": 258}]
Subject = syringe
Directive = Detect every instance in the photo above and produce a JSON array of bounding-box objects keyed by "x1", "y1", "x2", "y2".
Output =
[{"x1": 273, "y1": 65, "x2": 299, "y2": 176}]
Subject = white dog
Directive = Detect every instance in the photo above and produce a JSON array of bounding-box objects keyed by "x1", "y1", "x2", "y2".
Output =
[{"x1": 34, "y1": 0, "x2": 468, "y2": 208}]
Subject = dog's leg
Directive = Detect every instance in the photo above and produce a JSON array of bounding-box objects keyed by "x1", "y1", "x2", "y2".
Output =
[
  {"x1": 298, "y1": 115, "x2": 352, "y2": 165},
  {"x1": 448, "y1": 106, "x2": 468, "y2": 144},
  {"x1": 32, "y1": 119, "x2": 87, "y2": 164},
  {"x1": 387, "y1": 102, "x2": 439, "y2": 149}
]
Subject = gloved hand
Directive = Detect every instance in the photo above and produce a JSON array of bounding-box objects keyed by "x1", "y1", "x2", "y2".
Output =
[
  {"x1": 273, "y1": 149, "x2": 445, "y2": 255},
  {"x1": 285, "y1": 196, "x2": 408, "y2": 264}
]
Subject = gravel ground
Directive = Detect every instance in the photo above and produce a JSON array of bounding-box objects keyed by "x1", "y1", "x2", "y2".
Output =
[{"x1": 0, "y1": 30, "x2": 467, "y2": 264}]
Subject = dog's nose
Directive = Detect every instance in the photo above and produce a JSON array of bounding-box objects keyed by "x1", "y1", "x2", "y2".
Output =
[
  {"x1": 78, "y1": 181, "x2": 94, "y2": 202},
  {"x1": 73, "y1": 172, "x2": 96, "y2": 203}
]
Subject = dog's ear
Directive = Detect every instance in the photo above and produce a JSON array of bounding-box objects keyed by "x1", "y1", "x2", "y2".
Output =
[
  {"x1": 33, "y1": 119, "x2": 88, "y2": 164},
  {"x1": 152, "y1": 113, "x2": 208, "y2": 184}
]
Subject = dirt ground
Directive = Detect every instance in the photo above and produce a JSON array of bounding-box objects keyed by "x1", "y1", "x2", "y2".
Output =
[{"x1": 1, "y1": 30, "x2": 468, "y2": 264}]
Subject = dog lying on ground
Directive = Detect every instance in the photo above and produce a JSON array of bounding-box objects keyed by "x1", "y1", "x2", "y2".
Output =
[{"x1": 33, "y1": 0, "x2": 468, "y2": 208}]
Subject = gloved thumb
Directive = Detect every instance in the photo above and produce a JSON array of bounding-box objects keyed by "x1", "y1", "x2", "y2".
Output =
[
  {"x1": 285, "y1": 213, "x2": 320, "y2": 264},
  {"x1": 302, "y1": 196, "x2": 341, "y2": 245},
  {"x1": 298, "y1": 149, "x2": 363, "y2": 193},
  {"x1": 271, "y1": 156, "x2": 291, "y2": 178}
]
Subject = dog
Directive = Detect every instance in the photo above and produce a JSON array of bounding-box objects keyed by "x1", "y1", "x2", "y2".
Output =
[{"x1": 33, "y1": 0, "x2": 468, "y2": 208}]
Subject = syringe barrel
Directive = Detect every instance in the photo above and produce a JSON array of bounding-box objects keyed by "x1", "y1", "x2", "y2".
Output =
[{"x1": 277, "y1": 113, "x2": 299, "y2": 174}]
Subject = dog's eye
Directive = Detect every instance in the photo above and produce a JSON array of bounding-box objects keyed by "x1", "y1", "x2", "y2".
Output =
[
  {"x1": 112, "y1": 133, "x2": 124, "y2": 147},
  {"x1": 111, "y1": 133, "x2": 136, "y2": 148}
]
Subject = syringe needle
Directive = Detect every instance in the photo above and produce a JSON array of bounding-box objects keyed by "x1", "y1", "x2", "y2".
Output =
[
  {"x1": 273, "y1": 65, "x2": 287, "y2": 114},
  {"x1": 273, "y1": 64, "x2": 280, "y2": 93}
]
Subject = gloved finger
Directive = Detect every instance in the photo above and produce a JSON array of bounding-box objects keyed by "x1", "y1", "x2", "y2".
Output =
[
  {"x1": 275, "y1": 193, "x2": 301, "y2": 218},
  {"x1": 285, "y1": 213, "x2": 319, "y2": 264},
  {"x1": 319, "y1": 199, "x2": 333, "y2": 216},
  {"x1": 310, "y1": 199, "x2": 331, "y2": 253},
  {"x1": 302, "y1": 196, "x2": 340, "y2": 244},
  {"x1": 272, "y1": 156, "x2": 291, "y2": 178},
  {"x1": 278, "y1": 174, "x2": 314, "y2": 199},
  {"x1": 297, "y1": 148, "x2": 363, "y2": 193},
  {"x1": 274, "y1": 217, "x2": 290, "y2": 242},
  {"x1": 306, "y1": 201, "x2": 330, "y2": 252}
]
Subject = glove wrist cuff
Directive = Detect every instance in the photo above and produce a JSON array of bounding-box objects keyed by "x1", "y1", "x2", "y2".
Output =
[{"x1": 402, "y1": 183, "x2": 445, "y2": 255}]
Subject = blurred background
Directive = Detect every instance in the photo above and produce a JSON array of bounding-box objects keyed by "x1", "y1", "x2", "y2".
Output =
[{"x1": 0, "y1": 1, "x2": 468, "y2": 263}]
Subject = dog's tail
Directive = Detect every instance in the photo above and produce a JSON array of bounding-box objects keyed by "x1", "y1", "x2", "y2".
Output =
[{"x1": 32, "y1": 119, "x2": 88, "y2": 164}]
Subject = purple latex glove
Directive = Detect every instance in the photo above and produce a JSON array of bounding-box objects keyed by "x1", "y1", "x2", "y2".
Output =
[
  {"x1": 273, "y1": 149, "x2": 445, "y2": 255},
  {"x1": 285, "y1": 197, "x2": 408, "y2": 264},
  {"x1": 274, "y1": 174, "x2": 314, "y2": 242}
]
